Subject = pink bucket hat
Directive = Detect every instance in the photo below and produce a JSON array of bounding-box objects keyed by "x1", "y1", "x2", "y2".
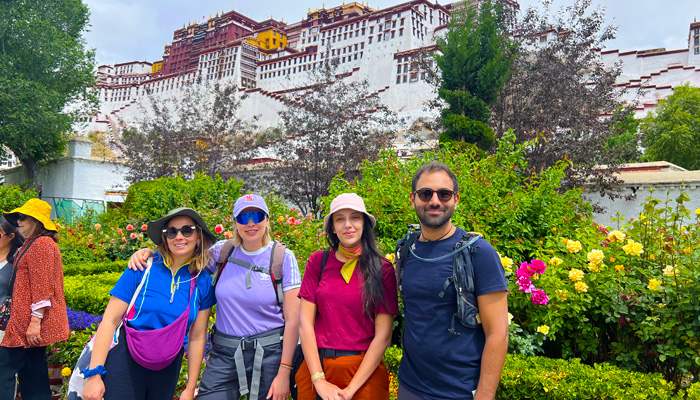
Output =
[{"x1": 323, "y1": 193, "x2": 376, "y2": 232}]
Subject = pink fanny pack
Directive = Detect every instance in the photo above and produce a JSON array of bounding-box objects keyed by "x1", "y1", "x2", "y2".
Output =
[{"x1": 123, "y1": 259, "x2": 196, "y2": 370}]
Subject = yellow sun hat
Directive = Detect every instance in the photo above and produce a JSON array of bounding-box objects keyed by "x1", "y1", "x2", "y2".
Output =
[{"x1": 4, "y1": 198, "x2": 57, "y2": 232}]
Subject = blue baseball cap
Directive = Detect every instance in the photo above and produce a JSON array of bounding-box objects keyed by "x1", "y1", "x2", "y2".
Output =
[{"x1": 233, "y1": 194, "x2": 270, "y2": 218}]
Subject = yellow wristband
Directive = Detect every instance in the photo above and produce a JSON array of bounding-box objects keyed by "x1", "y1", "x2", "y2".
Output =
[{"x1": 311, "y1": 371, "x2": 326, "y2": 384}]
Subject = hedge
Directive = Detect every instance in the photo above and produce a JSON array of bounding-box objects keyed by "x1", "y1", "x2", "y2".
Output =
[
  {"x1": 499, "y1": 354, "x2": 695, "y2": 399},
  {"x1": 63, "y1": 272, "x2": 120, "y2": 315},
  {"x1": 63, "y1": 260, "x2": 128, "y2": 277}
]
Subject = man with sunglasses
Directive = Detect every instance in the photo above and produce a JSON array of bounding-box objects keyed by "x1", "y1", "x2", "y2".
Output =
[{"x1": 397, "y1": 161, "x2": 508, "y2": 400}]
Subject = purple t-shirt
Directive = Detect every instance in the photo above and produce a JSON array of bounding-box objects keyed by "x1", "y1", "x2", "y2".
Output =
[{"x1": 205, "y1": 240, "x2": 301, "y2": 337}]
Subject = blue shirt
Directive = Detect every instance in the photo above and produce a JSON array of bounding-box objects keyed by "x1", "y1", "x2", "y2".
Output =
[
  {"x1": 110, "y1": 252, "x2": 216, "y2": 334},
  {"x1": 398, "y1": 228, "x2": 507, "y2": 400}
]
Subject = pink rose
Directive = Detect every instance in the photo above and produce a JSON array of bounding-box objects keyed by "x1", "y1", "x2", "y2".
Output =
[
  {"x1": 530, "y1": 289, "x2": 549, "y2": 305},
  {"x1": 126, "y1": 224, "x2": 134, "y2": 231},
  {"x1": 141, "y1": 224, "x2": 148, "y2": 231},
  {"x1": 117, "y1": 229, "x2": 123, "y2": 235},
  {"x1": 530, "y1": 259, "x2": 547, "y2": 274},
  {"x1": 517, "y1": 276, "x2": 534, "y2": 293},
  {"x1": 287, "y1": 217, "x2": 296, "y2": 225},
  {"x1": 516, "y1": 263, "x2": 535, "y2": 278},
  {"x1": 130, "y1": 233, "x2": 138, "y2": 239},
  {"x1": 214, "y1": 224, "x2": 224, "y2": 234}
]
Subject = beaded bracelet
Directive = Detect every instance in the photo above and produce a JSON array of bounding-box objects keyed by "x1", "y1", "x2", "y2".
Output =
[{"x1": 81, "y1": 365, "x2": 107, "y2": 378}]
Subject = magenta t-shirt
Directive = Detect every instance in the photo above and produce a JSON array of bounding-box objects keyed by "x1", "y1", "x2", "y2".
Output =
[{"x1": 299, "y1": 250, "x2": 399, "y2": 351}]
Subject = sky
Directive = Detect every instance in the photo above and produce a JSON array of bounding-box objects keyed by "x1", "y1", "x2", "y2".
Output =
[{"x1": 83, "y1": 0, "x2": 699, "y2": 66}]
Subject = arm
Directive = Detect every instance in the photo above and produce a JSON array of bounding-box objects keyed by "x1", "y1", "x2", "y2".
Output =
[
  {"x1": 267, "y1": 288, "x2": 300, "y2": 400},
  {"x1": 341, "y1": 313, "x2": 394, "y2": 400},
  {"x1": 179, "y1": 307, "x2": 212, "y2": 400},
  {"x1": 299, "y1": 298, "x2": 345, "y2": 400},
  {"x1": 127, "y1": 248, "x2": 154, "y2": 271},
  {"x1": 25, "y1": 239, "x2": 57, "y2": 344},
  {"x1": 82, "y1": 296, "x2": 129, "y2": 400},
  {"x1": 473, "y1": 291, "x2": 508, "y2": 400}
]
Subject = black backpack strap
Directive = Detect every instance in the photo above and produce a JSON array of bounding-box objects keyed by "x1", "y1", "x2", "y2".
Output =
[
  {"x1": 212, "y1": 239, "x2": 236, "y2": 287},
  {"x1": 319, "y1": 250, "x2": 329, "y2": 282},
  {"x1": 269, "y1": 241, "x2": 287, "y2": 306},
  {"x1": 395, "y1": 230, "x2": 421, "y2": 291}
]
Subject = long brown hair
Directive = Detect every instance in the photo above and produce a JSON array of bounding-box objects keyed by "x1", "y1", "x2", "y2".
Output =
[
  {"x1": 25, "y1": 216, "x2": 60, "y2": 243},
  {"x1": 156, "y1": 224, "x2": 213, "y2": 274}
]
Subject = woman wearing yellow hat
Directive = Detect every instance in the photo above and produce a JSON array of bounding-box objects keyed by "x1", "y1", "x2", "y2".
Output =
[{"x1": 0, "y1": 198, "x2": 69, "y2": 400}]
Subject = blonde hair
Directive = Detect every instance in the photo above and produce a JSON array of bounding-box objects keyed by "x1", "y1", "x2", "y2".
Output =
[
  {"x1": 231, "y1": 225, "x2": 272, "y2": 248},
  {"x1": 157, "y1": 226, "x2": 212, "y2": 273}
]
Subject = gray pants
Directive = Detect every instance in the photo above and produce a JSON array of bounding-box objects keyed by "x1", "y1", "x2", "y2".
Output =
[{"x1": 197, "y1": 328, "x2": 284, "y2": 400}]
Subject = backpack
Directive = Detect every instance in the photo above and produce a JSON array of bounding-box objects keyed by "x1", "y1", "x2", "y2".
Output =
[
  {"x1": 212, "y1": 240, "x2": 287, "y2": 305},
  {"x1": 395, "y1": 225, "x2": 484, "y2": 336}
]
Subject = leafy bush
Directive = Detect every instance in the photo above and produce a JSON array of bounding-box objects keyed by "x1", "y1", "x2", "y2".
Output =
[
  {"x1": 0, "y1": 185, "x2": 37, "y2": 214},
  {"x1": 47, "y1": 328, "x2": 95, "y2": 367},
  {"x1": 499, "y1": 354, "x2": 685, "y2": 399},
  {"x1": 63, "y1": 260, "x2": 127, "y2": 276},
  {"x1": 507, "y1": 192, "x2": 700, "y2": 385},
  {"x1": 325, "y1": 131, "x2": 593, "y2": 258},
  {"x1": 64, "y1": 272, "x2": 121, "y2": 315}
]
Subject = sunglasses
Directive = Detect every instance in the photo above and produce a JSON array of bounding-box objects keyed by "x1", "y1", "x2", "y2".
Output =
[
  {"x1": 414, "y1": 188, "x2": 456, "y2": 202},
  {"x1": 17, "y1": 214, "x2": 28, "y2": 222},
  {"x1": 236, "y1": 211, "x2": 268, "y2": 225},
  {"x1": 162, "y1": 225, "x2": 197, "y2": 239}
]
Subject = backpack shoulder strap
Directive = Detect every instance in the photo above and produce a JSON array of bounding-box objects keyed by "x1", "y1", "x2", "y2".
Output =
[
  {"x1": 269, "y1": 241, "x2": 287, "y2": 306},
  {"x1": 212, "y1": 239, "x2": 236, "y2": 287},
  {"x1": 395, "y1": 230, "x2": 421, "y2": 291}
]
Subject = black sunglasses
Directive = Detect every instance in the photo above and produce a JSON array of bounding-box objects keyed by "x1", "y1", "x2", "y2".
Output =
[
  {"x1": 17, "y1": 214, "x2": 27, "y2": 222},
  {"x1": 162, "y1": 225, "x2": 197, "y2": 239},
  {"x1": 414, "y1": 188, "x2": 456, "y2": 202}
]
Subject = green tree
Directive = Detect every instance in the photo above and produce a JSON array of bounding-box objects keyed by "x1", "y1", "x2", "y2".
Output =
[
  {"x1": 0, "y1": 0, "x2": 96, "y2": 182},
  {"x1": 642, "y1": 83, "x2": 700, "y2": 170},
  {"x1": 435, "y1": 0, "x2": 517, "y2": 150}
]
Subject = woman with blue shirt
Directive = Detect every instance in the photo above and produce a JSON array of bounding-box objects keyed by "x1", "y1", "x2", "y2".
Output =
[{"x1": 83, "y1": 208, "x2": 217, "y2": 400}]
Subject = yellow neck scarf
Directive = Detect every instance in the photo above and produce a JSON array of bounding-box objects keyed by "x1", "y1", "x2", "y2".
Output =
[{"x1": 338, "y1": 245, "x2": 362, "y2": 284}]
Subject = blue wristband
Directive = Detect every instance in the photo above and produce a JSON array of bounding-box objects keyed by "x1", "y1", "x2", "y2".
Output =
[{"x1": 81, "y1": 365, "x2": 106, "y2": 378}]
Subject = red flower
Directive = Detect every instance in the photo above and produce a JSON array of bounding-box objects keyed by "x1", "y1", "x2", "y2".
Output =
[
  {"x1": 130, "y1": 233, "x2": 138, "y2": 239},
  {"x1": 141, "y1": 224, "x2": 148, "y2": 231},
  {"x1": 214, "y1": 224, "x2": 224, "y2": 234},
  {"x1": 126, "y1": 224, "x2": 134, "y2": 231},
  {"x1": 118, "y1": 229, "x2": 123, "y2": 235}
]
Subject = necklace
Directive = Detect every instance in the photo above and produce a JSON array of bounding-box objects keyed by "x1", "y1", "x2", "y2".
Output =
[{"x1": 420, "y1": 224, "x2": 454, "y2": 242}]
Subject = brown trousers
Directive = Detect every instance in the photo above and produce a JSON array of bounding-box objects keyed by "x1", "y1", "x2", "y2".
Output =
[{"x1": 295, "y1": 354, "x2": 390, "y2": 400}]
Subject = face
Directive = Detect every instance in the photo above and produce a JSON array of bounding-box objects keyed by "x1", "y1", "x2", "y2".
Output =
[
  {"x1": 332, "y1": 208, "x2": 364, "y2": 248},
  {"x1": 410, "y1": 170, "x2": 459, "y2": 230},
  {"x1": 235, "y1": 207, "x2": 269, "y2": 250},
  {"x1": 0, "y1": 228, "x2": 14, "y2": 253},
  {"x1": 165, "y1": 216, "x2": 201, "y2": 261},
  {"x1": 17, "y1": 214, "x2": 39, "y2": 237}
]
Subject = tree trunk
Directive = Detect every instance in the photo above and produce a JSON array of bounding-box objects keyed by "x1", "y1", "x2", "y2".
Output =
[{"x1": 19, "y1": 156, "x2": 40, "y2": 187}]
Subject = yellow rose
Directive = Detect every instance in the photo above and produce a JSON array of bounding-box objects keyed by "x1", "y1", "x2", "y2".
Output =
[
  {"x1": 614, "y1": 264, "x2": 625, "y2": 271},
  {"x1": 609, "y1": 256, "x2": 616, "y2": 262},
  {"x1": 587, "y1": 249, "x2": 605, "y2": 265},
  {"x1": 386, "y1": 253, "x2": 396, "y2": 263},
  {"x1": 658, "y1": 303, "x2": 666, "y2": 308},
  {"x1": 587, "y1": 263, "x2": 601, "y2": 273},
  {"x1": 639, "y1": 214, "x2": 647, "y2": 220},
  {"x1": 568, "y1": 268, "x2": 584, "y2": 282},
  {"x1": 61, "y1": 367, "x2": 72, "y2": 377},
  {"x1": 662, "y1": 265, "x2": 679, "y2": 278},
  {"x1": 548, "y1": 257, "x2": 563, "y2": 266},
  {"x1": 552, "y1": 227, "x2": 557, "y2": 232},
  {"x1": 647, "y1": 279, "x2": 662, "y2": 291},
  {"x1": 500, "y1": 257, "x2": 513, "y2": 268},
  {"x1": 507, "y1": 313, "x2": 514, "y2": 325},
  {"x1": 606, "y1": 230, "x2": 626, "y2": 243},
  {"x1": 276, "y1": 216, "x2": 284, "y2": 223},
  {"x1": 683, "y1": 248, "x2": 691, "y2": 254},
  {"x1": 649, "y1": 254, "x2": 655, "y2": 260},
  {"x1": 574, "y1": 281, "x2": 588, "y2": 293},
  {"x1": 537, "y1": 325, "x2": 550, "y2": 335},
  {"x1": 696, "y1": 208, "x2": 700, "y2": 216},
  {"x1": 622, "y1": 240, "x2": 644, "y2": 256},
  {"x1": 556, "y1": 289, "x2": 569, "y2": 300},
  {"x1": 566, "y1": 240, "x2": 582, "y2": 253}
]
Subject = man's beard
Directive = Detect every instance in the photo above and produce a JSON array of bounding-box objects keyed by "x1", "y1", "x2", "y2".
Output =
[{"x1": 415, "y1": 203, "x2": 455, "y2": 230}]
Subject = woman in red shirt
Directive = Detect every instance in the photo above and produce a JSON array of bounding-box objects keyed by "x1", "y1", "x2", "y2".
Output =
[
  {"x1": 296, "y1": 193, "x2": 398, "y2": 400},
  {"x1": 0, "y1": 199, "x2": 69, "y2": 400}
]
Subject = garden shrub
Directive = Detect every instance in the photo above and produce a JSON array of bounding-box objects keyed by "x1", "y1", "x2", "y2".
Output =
[
  {"x1": 507, "y1": 192, "x2": 700, "y2": 385},
  {"x1": 324, "y1": 131, "x2": 593, "y2": 258},
  {"x1": 0, "y1": 184, "x2": 37, "y2": 214},
  {"x1": 63, "y1": 260, "x2": 127, "y2": 276},
  {"x1": 63, "y1": 272, "x2": 120, "y2": 315},
  {"x1": 499, "y1": 354, "x2": 683, "y2": 399}
]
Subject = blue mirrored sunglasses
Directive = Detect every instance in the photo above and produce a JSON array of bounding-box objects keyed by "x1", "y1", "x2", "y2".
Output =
[{"x1": 236, "y1": 211, "x2": 267, "y2": 225}]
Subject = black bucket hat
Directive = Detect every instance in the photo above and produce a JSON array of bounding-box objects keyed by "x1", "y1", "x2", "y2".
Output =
[{"x1": 147, "y1": 207, "x2": 217, "y2": 246}]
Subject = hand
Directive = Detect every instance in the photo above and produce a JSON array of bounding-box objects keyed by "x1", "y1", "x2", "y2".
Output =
[
  {"x1": 82, "y1": 376, "x2": 105, "y2": 400},
  {"x1": 26, "y1": 318, "x2": 42, "y2": 346},
  {"x1": 128, "y1": 248, "x2": 153, "y2": 271},
  {"x1": 314, "y1": 379, "x2": 347, "y2": 400},
  {"x1": 340, "y1": 385, "x2": 358, "y2": 400},
  {"x1": 179, "y1": 386, "x2": 196, "y2": 400},
  {"x1": 266, "y1": 373, "x2": 291, "y2": 400}
]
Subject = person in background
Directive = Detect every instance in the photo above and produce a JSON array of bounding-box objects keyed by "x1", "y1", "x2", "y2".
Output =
[
  {"x1": 296, "y1": 193, "x2": 398, "y2": 400},
  {"x1": 83, "y1": 208, "x2": 216, "y2": 400},
  {"x1": 0, "y1": 199, "x2": 69, "y2": 400},
  {"x1": 0, "y1": 218, "x2": 25, "y2": 342}
]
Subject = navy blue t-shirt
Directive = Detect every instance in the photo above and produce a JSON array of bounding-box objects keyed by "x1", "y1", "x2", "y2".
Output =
[{"x1": 398, "y1": 228, "x2": 507, "y2": 400}]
